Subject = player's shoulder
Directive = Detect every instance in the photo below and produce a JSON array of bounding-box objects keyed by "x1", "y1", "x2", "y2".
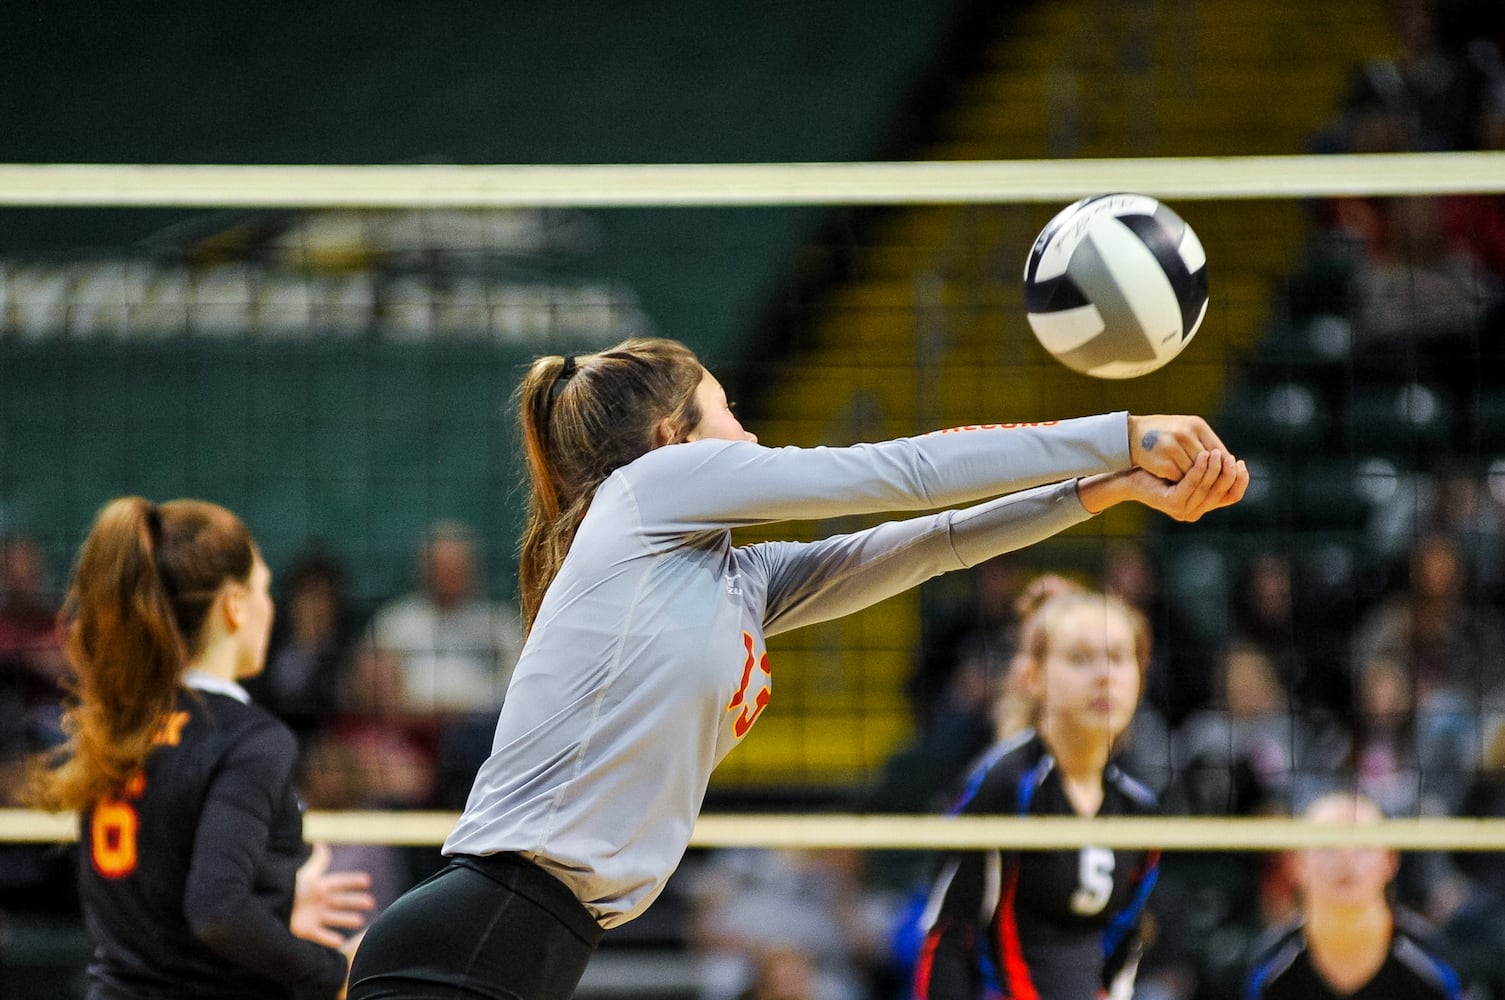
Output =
[
  {"x1": 1244, "y1": 918, "x2": 1306, "y2": 997},
  {"x1": 1104, "y1": 761, "x2": 1160, "y2": 814},
  {"x1": 949, "y1": 729, "x2": 1044, "y2": 813},
  {"x1": 185, "y1": 689, "x2": 295, "y2": 752},
  {"x1": 620, "y1": 437, "x2": 755, "y2": 477},
  {"x1": 1391, "y1": 907, "x2": 1470, "y2": 997}
]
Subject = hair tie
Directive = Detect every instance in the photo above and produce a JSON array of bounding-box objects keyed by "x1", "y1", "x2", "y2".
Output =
[
  {"x1": 144, "y1": 502, "x2": 164, "y2": 548},
  {"x1": 550, "y1": 356, "x2": 577, "y2": 400}
]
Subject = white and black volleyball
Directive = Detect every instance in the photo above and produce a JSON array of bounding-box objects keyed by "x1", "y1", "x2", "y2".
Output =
[{"x1": 1023, "y1": 193, "x2": 1208, "y2": 379}]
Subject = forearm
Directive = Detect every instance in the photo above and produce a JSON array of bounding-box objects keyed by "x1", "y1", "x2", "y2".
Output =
[
  {"x1": 948, "y1": 479, "x2": 1091, "y2": 565},
  {"x1": 1076, "y1": 471, "x2": 1136, "y2": 513},
  {"x1": 186, "y1": 792, "x2": 347, "y2": 992},
  {"x1": 760, "y1": 481, "x2": 1091, "y2": 635}
]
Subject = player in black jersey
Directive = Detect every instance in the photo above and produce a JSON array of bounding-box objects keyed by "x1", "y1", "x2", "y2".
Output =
[
  {"x1": 1246, "y1": 793, "x2": 1474, "y2": 1000},
  {"x1": 913, "y1": 586, "x2": 1160, "y2": 1000},
  {"x1": 27, "y1": 498, "x2": 373, "y2": 999}
]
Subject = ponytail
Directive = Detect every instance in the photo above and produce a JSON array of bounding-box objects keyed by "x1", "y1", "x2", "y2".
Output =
[
  {"x1": 28, "y1": 497, "x2": 254, "y2": 811},
  {"x1": 516, "y1": 338, "x2": 703, "y2": 631}
]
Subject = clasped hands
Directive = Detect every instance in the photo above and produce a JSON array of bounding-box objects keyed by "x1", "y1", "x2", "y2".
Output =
[{"x1": 1077, "y1": 414, "x2": 1249, "y2": 522}]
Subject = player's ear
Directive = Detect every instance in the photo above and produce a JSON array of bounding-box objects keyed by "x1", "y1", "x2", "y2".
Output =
[
  {"x1": 220, "y1": 581, "x2": 246, "y2": 632},
  {"x1": 652, "y1": 418, "x2": 684, "y2": 448}
]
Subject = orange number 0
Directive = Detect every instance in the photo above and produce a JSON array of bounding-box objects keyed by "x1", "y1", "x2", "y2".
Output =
[{"x1": 90, "y1": 771, "x2": 146, "y2": 879}]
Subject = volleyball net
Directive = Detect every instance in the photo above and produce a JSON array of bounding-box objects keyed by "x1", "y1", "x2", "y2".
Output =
[{"x1": 3, "y1": 152, "x2": 1505, "y2": 850}]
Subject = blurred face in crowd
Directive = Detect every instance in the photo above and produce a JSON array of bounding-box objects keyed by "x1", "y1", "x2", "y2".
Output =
[
  {"x1": 427, "y1": 536, "x2": 476, "y2": 608},
  {"x1": 1298, "y1": 795, "x2": 1397, "y2": 910},
  {"x1": 1, "y1": 537, "x2": 47, "y2": 603},
  {"x1": 1411, "y1": 533, "x2": 1462, "y2": 599},
  {"x1": 1224, "y1": 646, "x2": 1286, "y2": 718}
]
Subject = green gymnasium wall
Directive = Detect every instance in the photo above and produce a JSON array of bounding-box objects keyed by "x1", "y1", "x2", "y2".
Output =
[{"x1": 0, "y1": 1, "x2": 980, "y2": 602}]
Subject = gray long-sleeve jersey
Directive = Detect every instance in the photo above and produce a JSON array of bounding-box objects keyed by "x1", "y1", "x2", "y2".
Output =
[{"x1": 443, "y1": 413, "x2": 1132, "y2": 927}]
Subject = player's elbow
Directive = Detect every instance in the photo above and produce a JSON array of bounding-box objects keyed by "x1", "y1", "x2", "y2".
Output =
[{"x1": 184, "y1": 893, "x2": 246, "y2": 953}]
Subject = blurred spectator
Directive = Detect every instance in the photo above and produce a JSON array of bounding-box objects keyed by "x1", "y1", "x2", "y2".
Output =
[
  {"x1": 243, "y1": 547, "x2": 356, "y2": 745},
  {"x1": 0, "y1": 535, "x2": 69, "y2": 752},
  {"x1": 1455, "y1": 719, "x2": 1505, "y2": 905},
  {"x1": 333, "y1": 643, "x2": 441, "y2": 810},
  {"x1": 1444, "y1": 79, "x2": 1505, "y2": 282},
  {"x1": 1174, "y1": 643, "x2": 1346, "y2": 816},
  {"x1": 906, "y1": 554, "x2": 1029, "y2": 730},
  {"x1": 1232, "y1": 550, "x2": 1350, "y2": 715},
  {"x1": 1443, "y1": 719, "x2": 1505, "y2": 1000},
  {"x1": 1351, "y1": 532, "x2": 1505, "y2": 711},
  {"x1": 736, "y1": 947, "x2": 819, "y2": 1000},
  {"x1": 1348, "y1": 195, "x2": 1502, "y2": 362},
  {"x1": 1368, "y1": 466, "x2": 1505, "y2": 597},
  {"x1": 0, "y1": 613, "x2": 86, "y2": 999},
  {"x1": 367, "y1": 521, "x2": 521, "y2": 716},
  {"x1": 296, "y1": 727, "x2": 417, "y2": 918},
  {"x1": 1101, "y1": 539, "x2": 1215, "y2": 725},
  {"x1": 1244, "y1": 792, "x2": 1477, "y2": 1000},
  {"x1": 687, "y1": 848, "x2": 888, "y2": 1000},
  {"x1": 1337, "y1": 0, "x2": 1492, "y2": 153},
  {"x1": 1344, "y1": 650, "x2": 1477, "y2": 818},
  {"x1": 364, "y1": 520, "x2": 522, "y2": 807}
]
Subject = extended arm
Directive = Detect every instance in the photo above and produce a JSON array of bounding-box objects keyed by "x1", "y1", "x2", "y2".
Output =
[
  {"x1": 755, "y1": 451, "x2": 1246, "y2": 635},
  {"x1": 623, "y1": 413, "x2": 1131, "y2": 532},
  {"x1": 755, "y1": 480, "x2": 1088, "y2": 636}
]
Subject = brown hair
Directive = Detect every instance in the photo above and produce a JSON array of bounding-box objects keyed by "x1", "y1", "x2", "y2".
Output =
[
  {"x1": 516, "y1": 337, "x2": 704, "y2": 630},
  {"x1": 28, "y1": 497, "x2": 255, "y2": 811}
]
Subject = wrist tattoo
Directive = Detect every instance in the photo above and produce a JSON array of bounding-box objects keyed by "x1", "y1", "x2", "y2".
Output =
[{"x1": 1140, "y1": 430, "x2": 1159, "y2": 451}]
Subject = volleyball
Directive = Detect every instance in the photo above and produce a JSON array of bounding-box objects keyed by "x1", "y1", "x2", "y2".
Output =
[{"x1": 1023, "y1": 193, "x2": 1208, "y2": 379}]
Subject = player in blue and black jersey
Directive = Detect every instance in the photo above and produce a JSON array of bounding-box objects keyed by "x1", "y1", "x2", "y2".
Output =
[
  {"x1": 1246, "y1": 793, "x2": 1476, "y2": 1000},
  {"x1": 913, "y1": 586, "x2": 1161, "y2": 1000}
]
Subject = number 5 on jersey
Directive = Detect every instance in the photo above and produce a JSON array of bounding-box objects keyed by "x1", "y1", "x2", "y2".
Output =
[{"x1": 1070, "y1": 846, "x2": 1115, "y2": 915}]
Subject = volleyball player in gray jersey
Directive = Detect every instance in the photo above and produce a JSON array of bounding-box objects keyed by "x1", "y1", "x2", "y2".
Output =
[{"x1": 348, "y1": 337, "x2": 1247, "y2": 999}]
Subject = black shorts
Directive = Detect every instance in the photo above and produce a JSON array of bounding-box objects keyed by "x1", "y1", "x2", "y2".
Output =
[{"x1": 347, "y1": 853, "x2": 605, "y2": 1000}]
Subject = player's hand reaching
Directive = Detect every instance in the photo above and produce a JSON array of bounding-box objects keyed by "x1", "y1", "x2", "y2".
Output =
[
  {"x1": 1127, "y1": 414, "x2": 1228, "y2": 482},
  {"x1": 291, "y1": 842, "x2": 376, "y2": 949},
  {"x1": 1077, "y1": 449, "x2": 1248, "y2": 522}
]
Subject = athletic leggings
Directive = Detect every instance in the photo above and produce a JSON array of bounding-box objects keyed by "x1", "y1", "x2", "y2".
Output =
[{"x1": 346, "y1": 853, "x2": 604, "y2": 1000}]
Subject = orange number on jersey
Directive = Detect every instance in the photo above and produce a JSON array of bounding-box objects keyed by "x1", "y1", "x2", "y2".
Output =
[
  {"x1": 90, "y1": 771, "x2": 147, "y2": 879},
  {"x1": 155, "y1": 710, "x2": 190, "y2": 746},
  {"x1": 726, "y1": 632, "x2": 773, "y2": 738}
]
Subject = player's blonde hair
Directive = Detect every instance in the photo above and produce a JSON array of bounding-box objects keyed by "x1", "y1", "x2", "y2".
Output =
[
  {"x1": 28, "y1": 497, "x2": 256, "y2": 811},
  {"x1": 516, "y1": 337, "x2": 704, "y2": 631}
]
